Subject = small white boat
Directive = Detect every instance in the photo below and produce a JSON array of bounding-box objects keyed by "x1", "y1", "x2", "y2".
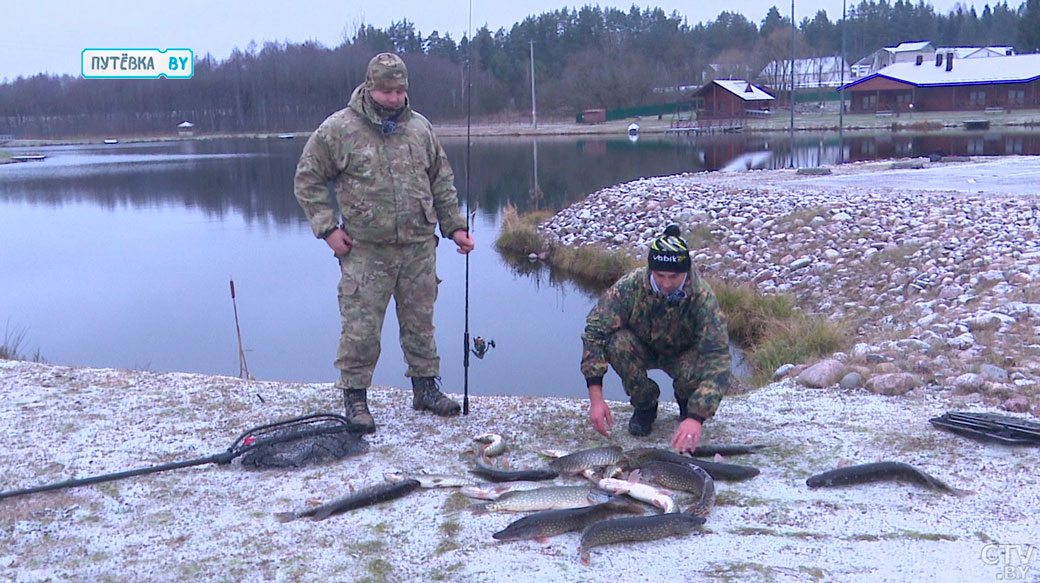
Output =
[
  {"x1": 11, "y1": 154, "x2": 47, "y2": 162},
  {"x1": 277, "y1": 133, "x2": 295, "y2": 139},
  {"x1": 103, "y1": 138, "x2": 119, "y2": 144},
  {"x1": 627, "y1": 122, "x2": 639, "y2": 135}
]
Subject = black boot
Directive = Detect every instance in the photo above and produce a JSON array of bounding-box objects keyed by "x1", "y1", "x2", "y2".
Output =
[
  {"x1": 628, "y1": 405, "x2": 658, "y2": 436},
  {"x1": 411, "y1": 377, "x2": 461, "y2": 417},
  {"x1": 676, "y1": 396, "x2": 689, "y2": 421},
  {"x1": 342, "y1": 389, "x2": 376, "y2": 434}
]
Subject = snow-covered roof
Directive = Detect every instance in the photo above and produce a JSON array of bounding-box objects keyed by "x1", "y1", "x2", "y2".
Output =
[
  {"x1": 708, "y1": 79, "x2": 776, "y2": 101},
  {"x1": 935, "y1": 46, "x2": 1015, "y2": 59},
  {"x1": 888, "y1": 41, "x2": 933, "y2": 53},
  {"x1": 843, "y1": 53, "x2": 1040, "y2": 89}
]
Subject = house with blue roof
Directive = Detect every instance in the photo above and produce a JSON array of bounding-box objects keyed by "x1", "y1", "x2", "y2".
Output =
[{"x1": 840, "y1": 53, "x2": 1040, "y2": 114}]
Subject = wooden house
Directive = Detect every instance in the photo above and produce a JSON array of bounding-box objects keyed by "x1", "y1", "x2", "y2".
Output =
[{"x1": 690, "y1": 79, "x2": 776, "y2": 119}]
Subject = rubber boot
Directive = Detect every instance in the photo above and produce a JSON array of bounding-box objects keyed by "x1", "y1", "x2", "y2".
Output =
[
  {"x1": 342, "y1": 388, "x2": 376, "y2": 434},
  {"x1": 628, "y1": 404, "x2": 658, "y2": 436},
  {"x1": 411, "y1": 377, "x2": 461, "y2": 417},
  {"x1": 676, "y1": 396, "x2": 689, "y2": 421}
]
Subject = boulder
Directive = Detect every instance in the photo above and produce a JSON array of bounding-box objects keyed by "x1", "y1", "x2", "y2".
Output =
[
  {"x1": 797, "y1": 359, "x2": 846, "y2": 388},
  {"x1": 865, "y1": 373, "x2": 920, "y2": 396}
]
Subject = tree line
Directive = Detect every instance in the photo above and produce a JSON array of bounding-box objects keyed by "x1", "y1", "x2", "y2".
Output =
[{"x1": 2, "y1": 0, "x2": 1038, "y2": 137}]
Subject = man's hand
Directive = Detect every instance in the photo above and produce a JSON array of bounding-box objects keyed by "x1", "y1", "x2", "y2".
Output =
[
  {"x1": 587, "y1": 384, "x2": 613, "y2": 437},
  {"x1": 324, "y1": 228, "x2": 353, "y2": 256},
  {"x1": 452, "y1": 230, "x2": 475, "y2": 254},
  {"x1": 670, "y1": 417, "x2": 703, "y2": 454}
]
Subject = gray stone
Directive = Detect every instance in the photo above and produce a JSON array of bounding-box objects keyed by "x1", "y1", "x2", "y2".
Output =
[
  {"x1": 946, "y1": 333, "x2": 976, "y2": 351},
  {"x1": 772, "y1": 363, "x2": 796, "y2": 381},
  {"x1": 839, "y1": 372, "x2": 864, "y2": 390},
  {"x1": 790, "y1": 256, "x2": 814, "y2": 270},
  {"x1": 953, "y1": 373, "x2": 986, "y2": 392},
  {"x1": 979, "y1": 364, "x2": 1009, "y2": 382}
]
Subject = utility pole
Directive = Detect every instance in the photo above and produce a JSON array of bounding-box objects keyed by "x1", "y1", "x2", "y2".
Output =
[
  {"x1": 790, "y1": 0, "x2": 796, "y2": 168},
  {"x1": 839, "y1": 0, "x2": 847, "y2": 164},
  {"x1": 528, "y1": 40, "x2": 536, "y2": 127}
]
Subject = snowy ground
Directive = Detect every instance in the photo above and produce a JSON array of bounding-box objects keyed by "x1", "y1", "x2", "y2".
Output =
[{"x1": 1, "y1": 359, "x2": 1037, "y2": 583}]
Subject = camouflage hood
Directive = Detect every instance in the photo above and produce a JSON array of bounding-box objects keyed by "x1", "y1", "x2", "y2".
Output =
[{"x1": 348, "y1": 84, "x2": 412, "y2": 127}]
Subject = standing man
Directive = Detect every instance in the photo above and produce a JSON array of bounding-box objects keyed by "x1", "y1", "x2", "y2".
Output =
[
  {"x1": 294, "y1": 52, "x2": 474, "y2": 434},
  {"x1": 581, "y1": 224, "x2": 730, "y2": 453}
]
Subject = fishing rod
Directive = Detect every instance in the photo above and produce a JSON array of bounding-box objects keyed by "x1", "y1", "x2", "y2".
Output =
[
  {"x1": 230, "y1": 277, "x2": 252, "y2": 380},
  {"x1": 462, "y1": 0, "x2": 473, "y2": 415}
]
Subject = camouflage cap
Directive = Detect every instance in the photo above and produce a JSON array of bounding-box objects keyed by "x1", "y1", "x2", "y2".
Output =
[{"x1": 366, "y1": 53, "x2": 408, "y2": 91}]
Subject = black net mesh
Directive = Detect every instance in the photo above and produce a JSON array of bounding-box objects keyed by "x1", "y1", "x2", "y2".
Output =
[{"x1": 234, "y1": 414, "x2": 370, "y2": 469}]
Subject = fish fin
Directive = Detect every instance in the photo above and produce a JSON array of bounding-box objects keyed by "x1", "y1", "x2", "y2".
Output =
[
  {"x1": 470, "y1": 503, "x2": 490, "y2": 515},
  {"x1": 535, "y1": 536, "x2": 550, "y2": 544},
  {"x1": 579, "y1": 549, "x2": 591, "y2": 566},
  {"x1": 628, "y1": 469, "x2": 642, "y2": 483},
  {"x1": 272, "y1": 512, "x2": 297, "y2": 523},
  {"x1": 836, "y1": 458, "x2": 850, "y2": 468},
  {"x1": 713, "y1": 453, "x2": 725, "y2": 463}
]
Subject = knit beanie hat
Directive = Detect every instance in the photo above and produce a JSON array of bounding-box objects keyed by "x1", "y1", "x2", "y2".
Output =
[
  {"x1": 365, "y1": 53, "x2": 408, "y2": 91},
  {"x1": 648, "y1": 224, "x2": 691, "y2": 273}
]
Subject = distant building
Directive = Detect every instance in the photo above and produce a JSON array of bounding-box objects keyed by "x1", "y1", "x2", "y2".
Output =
[
  {"x1": 840, "y1": 53, "x2": 1040, "y2": 113},
  {"x1": 177, "y1": 120, "x2": 194, "y2": 136},
  {"x1": 852, "y1": 41, "x2": 1015, "y2": 79},
  {"x1": 758, "y1": 56, "x2": 852, "y2": 91},
  {"x1": 690, "y1": 79, "x2": 776, "y2": 119}
]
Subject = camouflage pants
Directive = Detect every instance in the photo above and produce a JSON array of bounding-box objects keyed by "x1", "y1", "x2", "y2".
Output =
[
  {"x1": 604, "y1": 328, "x2": 712, "y2": 412},
  {"x1": 334, "y1": 237, "x2": 440, "y2": 388}
]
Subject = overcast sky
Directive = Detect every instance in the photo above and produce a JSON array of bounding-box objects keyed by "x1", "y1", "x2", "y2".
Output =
[{"x1": 2, "y1": 0, "x2": 987, "y2": 79}]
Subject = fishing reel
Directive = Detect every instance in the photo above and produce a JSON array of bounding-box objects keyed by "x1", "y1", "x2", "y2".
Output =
[{"x1": 471, "y1": 336, "x2": 496, "y2": 359}]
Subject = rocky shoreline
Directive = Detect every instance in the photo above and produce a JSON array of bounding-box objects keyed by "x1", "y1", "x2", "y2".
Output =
[{"x1": 539, "y1": 156, "x2": 1040, "y2": 416}]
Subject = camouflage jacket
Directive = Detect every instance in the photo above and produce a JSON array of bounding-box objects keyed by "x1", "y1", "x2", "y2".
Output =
[
  {"x1": 581, "y1": 267, "x2": 731, "y2": 420},
  {"x1": 293, "y1": 85, "x2": 467, "y2": 244}
]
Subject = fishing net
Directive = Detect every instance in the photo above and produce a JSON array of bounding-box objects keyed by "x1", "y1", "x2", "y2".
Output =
[
  {"x1": 0, "y1": 413, "x2": 370, "y2": 500},
  {"x1": 236, "y1": 414, "x2": 370, "y2": 468}
]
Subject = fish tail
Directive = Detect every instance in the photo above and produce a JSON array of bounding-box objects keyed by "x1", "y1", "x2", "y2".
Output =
[{"x1": 272, "y1": 512, "x2": 297, "y2": 523}]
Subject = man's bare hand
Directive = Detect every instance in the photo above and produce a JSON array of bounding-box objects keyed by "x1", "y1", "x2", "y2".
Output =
[
  {"x1": 452, "y1": 230, "x2": 475, "y2": 254},
  {"x1": 325, "y1": 228, "x2": 353, "y2": 256},
  {"x1": 587, "y1": 384, "x2": 613, "y2": 437},
  {"x1": 670, "y1": 418, "x2": 703, "y2": 454}
]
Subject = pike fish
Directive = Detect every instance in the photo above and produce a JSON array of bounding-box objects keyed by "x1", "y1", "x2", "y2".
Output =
[
  {"x1": 383, "y1": 472, "x2": 475, "y2": 489},
  {"x1": 492, "y1": 498, "x2": 645, "y2": 542},
  {"x1": 549, "y1": 446, "x2": 625, "y2": 475},
  {"x1": 472, "y1": 485, "x2": 610, "y2": 514},
  {"x1": 630, "y1": 461, "x2": 716, "y2": 517},
  {"x1": 596, "y1": 477, "x2": 677, "y2": 514},
  {"x1": 691, "y1": 444, "x2": 774, "y2": 457},
  {"x1": 805, "y1": 461, "x2": 969, "y2": 495},
  {"x1": 474, "y1": 433, "x2": 507, "y2": 458},
  {"x1": 470, "y1": 458, "x2": 559, "y2": 483},
  {"x1": 578, "y1": 513, "x2": 706, "y2": 565},
  {"x1": 273, "y1": 479, "x2": 420, "y2": 522},
  {"x1": 626, "y1": 447, "x2": 760, "y2": 481},
  {"x1": 460, "y1": 481, "x2": 547, "y2": 500}
]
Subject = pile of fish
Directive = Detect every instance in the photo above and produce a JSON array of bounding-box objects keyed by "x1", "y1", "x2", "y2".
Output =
[
  {"x1": 271, "y1": 432, "x2": 970, "y2": 565},
  {"x1": 459, "y1": 439, "x2": 768, "y2": 565}
]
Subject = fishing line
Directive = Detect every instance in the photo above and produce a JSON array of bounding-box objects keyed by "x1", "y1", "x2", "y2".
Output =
[{"x1": 462, "y1": 0, "x2": 473, "y2": 415}]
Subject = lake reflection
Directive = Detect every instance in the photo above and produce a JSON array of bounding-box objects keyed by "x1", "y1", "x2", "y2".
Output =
[{"x1": 2, "y1": 130, "x2": 1039, "y2": 400}]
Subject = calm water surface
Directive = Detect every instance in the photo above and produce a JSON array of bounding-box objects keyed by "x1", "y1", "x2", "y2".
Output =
[{"x1": 2, "y1": 131, "x2": 1038, "y2": 399}]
